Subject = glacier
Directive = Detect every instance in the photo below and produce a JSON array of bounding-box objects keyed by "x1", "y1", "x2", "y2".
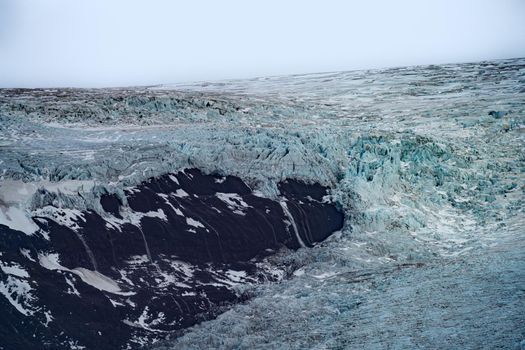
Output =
[{"x1": 0, "y1": 58, "x2": 524, "y2": 349}]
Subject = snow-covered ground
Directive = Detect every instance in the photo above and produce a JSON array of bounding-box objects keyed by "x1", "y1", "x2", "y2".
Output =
[{"x1": 1, "y1": 58, "x2": 524, "y2": 349}]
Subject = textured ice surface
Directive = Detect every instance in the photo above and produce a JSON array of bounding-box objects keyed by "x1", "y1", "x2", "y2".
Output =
[{"x1": 1, "y1": 58, "x2": 524, "y2": 349}]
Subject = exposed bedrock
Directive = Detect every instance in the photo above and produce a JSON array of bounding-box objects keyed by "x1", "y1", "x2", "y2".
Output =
[{"x1": 0, "y1": 169, "x2": 344, "y2": 350}]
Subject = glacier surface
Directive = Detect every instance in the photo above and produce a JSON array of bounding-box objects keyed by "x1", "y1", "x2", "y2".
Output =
[{"x1": 0, "y1": 58, "x2": 524, "y2": 349}]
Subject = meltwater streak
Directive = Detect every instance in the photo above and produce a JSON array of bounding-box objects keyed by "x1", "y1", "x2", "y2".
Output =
[
  {"x1": 279, "y1": 201, "x2": 306, "y2": 248},
  {"x1": 74, "y1": 232, "x2": 99, "y2": 271},
  {"x1": 137, "y1": 227, "x2": 153, "y2": 263}
]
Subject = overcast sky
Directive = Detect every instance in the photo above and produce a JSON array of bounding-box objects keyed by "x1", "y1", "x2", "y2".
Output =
[{"x1": 1, "y1": 0, "x2": 524, "y2": 88}]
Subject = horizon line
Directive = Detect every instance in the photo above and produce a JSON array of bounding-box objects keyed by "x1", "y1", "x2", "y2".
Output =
[{"x1": 1, "y1": 55, "x2": 523, "y2": 91}]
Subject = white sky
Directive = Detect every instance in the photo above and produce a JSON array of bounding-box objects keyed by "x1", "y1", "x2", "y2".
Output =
[{"x1": 1, "y1": 0, "x2": 524, "y2": 88}]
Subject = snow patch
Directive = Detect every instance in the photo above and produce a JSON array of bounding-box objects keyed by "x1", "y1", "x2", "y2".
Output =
[
  {"x1": 224, "y1": 269, "x2": 247, "y2": 283},
  {"x1": 38, "y1": 253, "x2": 134, "y2": 296},
  {"x1": 186, "y1": 217, "x2": 205, "y2": 228},
  {"x1": 0, "y1": 206, "x2": 39, "y2": 235},
  {"x1": 33, "y1": 207, "x2": 86, "y2": 232},
  {"x1": 216, "y1": 192, "x2": 251, "y2": 215},
  {"x1": 173, "y1": 189, "x2": 189, "y2": 198},
  {"x1": 0, "y1": 261, "x2": 29, "y2": 278},
  {"x1": 0, "y1": 276, "x2": 36, "y2": 316},
  {"x1": 19, "y1": 248, "x2": 35, "y2": 262}
]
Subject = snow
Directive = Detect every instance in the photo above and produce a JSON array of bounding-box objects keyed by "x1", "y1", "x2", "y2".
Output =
[
  {"x1": 173, "y1": 189, "x2": 189, "y2": 198},
  {"x1": 186, "y1": 217, "x2": 205, "y2": 229},
  {"x1": 0, "y1": 276, "x2": 36, "y2": 316},
  {"x1": 67, "y1": 340, "x2": 86, "y2": 350},
  {"x1": 128, "y1": 209, "x2": 167, "y2": 226},
  {"x1": 216, "y1": 192, "x2": 251, "y2": 215},
  {"x1": 38, "y1": 253, "x2": 62, "y2": 271},
  {"x1": 168, "y1": 174, "x2": 179, "y2": 184},
  {"x1": 0, "y1": 180, "x2": 95, "y2": 205},
  {"x1": 106, "y1": 208, "x2": 168, "y2": 233},
  {"x1": 0, "y1": 206, "x2": 39, "y2": 235},
  {"x1": 71, "y1": 268, "x2": 124, "y2": 294},
  {"x1": 38, "y1": 253, "x2": 134, "y2": 296},
  {"x1": 126, "y1": 255, "x2": 150, "y2": 265},
  {"x1": 43, "y1": 310, "x2": 53, "y2": 327},
  {"x1": 33, "y1": 207, "x2": 86, "y2": 232},
  {"x1": 124, "y1": 306, "x2": 168, "y2": 333},
  {"x1": 214, "y1": 177, "x2": 226, "y2": 184},
  {"x1": 19, "y1": 248, "x2": 35, "y2": 262},
  {"x1": 224, "y1": 270, "x2": 247, "y2": 283},
  {"x1": 0, "y1": 261, "x2": 30, "y2": 278},
  {"x1": 168, "y1": 260, "x2": 195, "y2": 278},
  {"x1": 0, "y1": 179, "x2": 95, "y2": 235},
  {"x1": 64, "y1": 276, "x2": 80, "y2": 296},
  {"x1": 109, "y1": 298, "x2": 125, "y2": 307}
]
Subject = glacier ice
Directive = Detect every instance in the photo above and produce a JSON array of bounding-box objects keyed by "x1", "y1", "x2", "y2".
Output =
[{"x1": 0, "y1": 58, "x2": 524, "y2": 349}]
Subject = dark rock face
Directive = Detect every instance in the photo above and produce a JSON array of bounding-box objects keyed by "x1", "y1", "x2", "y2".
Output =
[{"x1": 0, "y1": 169, "x2": 344, "y2": 350}]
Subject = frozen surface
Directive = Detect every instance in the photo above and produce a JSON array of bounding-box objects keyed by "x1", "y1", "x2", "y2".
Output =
[
  {"x1": 38, "y1": 253, "x2": 128, "y2": 295},
  {"x1": 0, "y1": 58, "x2": 524, "y2": 349},
  {"x1": 156, "y1": 232, "x2": 524, "y2": 349}
]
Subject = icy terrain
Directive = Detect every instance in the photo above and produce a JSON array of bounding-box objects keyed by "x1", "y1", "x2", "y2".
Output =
[{"x1": 0, "y1": 58, "x2": 524, "y2": 349}]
